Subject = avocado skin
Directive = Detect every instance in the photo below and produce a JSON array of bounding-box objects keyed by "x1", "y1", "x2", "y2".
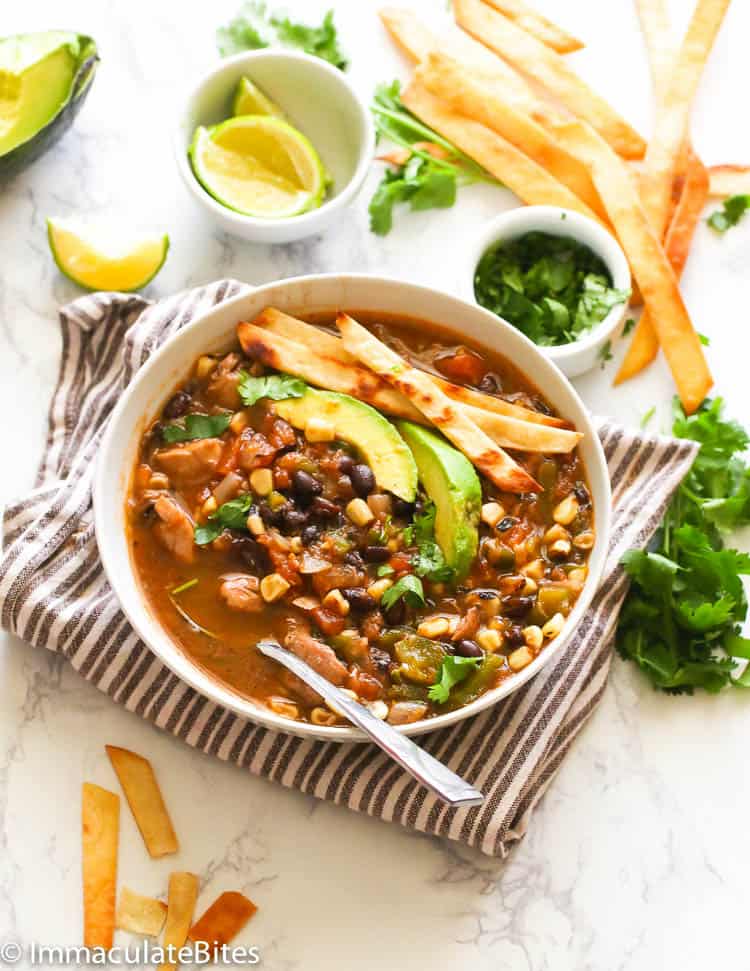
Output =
[
  {"x1": 0, "y1": 34, "x2": 98, "y2": 184},
  {"x1": 398, "y1": 421, "x2": 481, "y2": 581}
]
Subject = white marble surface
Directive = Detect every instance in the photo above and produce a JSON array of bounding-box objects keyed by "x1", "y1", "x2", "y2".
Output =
[{"x1": 1, "y1": 1, "x2": 750, "y2": 968}]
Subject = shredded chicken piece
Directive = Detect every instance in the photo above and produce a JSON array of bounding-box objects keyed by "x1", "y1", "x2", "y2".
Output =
[
  {"x1": 387, "y1": 701, "x2": 428, "y2": 725},
  {"x1": 153, "y1": 495, "x2": 195, "y2": 564},
  {"x1": 206, "y1": 353, "x2": 243, "y2": 408},
  {"x1": 219, "y1": 574, "x2": 263, "y2": 613},
  {"x1": 284, "y1": 624, "x2": 348, "y2": 685},
  {"x1": 155, "y1": 438, "x2": 223, "y2": 486}
]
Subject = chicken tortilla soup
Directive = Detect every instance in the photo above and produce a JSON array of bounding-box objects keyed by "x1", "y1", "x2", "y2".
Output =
[{"x1": 128, "y1": 308, "x2": 594, "y2": 727}]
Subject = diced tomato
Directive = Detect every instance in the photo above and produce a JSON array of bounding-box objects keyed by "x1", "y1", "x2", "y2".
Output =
[
  {"x1": 346, "y1": 668, "x2": 383, "y2": 701},
  {"x1": 274, "y1": 467, "x2": 291, "y2": 490},
  {"x1": 388, "y1": 552, "x2": 412, "y2": 574},
  {"x1": 217, "y1": 436, "x2": 242, "y2": 475},
  {"x1": 237, "y1": 430, "x2": 277, "y2": 471},
  {"x1": 435, "y1": 348, "x2": 487, "y2": 385},
  {"x1": 311, "y1": 606, "x2": 346, "y2": 636}
]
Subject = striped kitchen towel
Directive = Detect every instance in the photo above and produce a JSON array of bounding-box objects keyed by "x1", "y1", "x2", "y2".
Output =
[{"x1": 0, "y1": 281, "x2": 697, "y2": 858}]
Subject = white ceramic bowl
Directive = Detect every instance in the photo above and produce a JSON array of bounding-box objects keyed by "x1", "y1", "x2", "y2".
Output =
[
  {"x1": 93, "y1": 275, "x2": 611, "y2": 742},
  {"x1": 463, "y1": 206, "x2": 631, "y2": 378},
  {"x1": 174, "y1": 51, "x2": 375, "y2": 244}
]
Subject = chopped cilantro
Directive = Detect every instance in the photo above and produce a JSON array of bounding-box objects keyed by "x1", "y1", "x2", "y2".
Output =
[
  {"x1": 162, "y1": 413, "x2": 231, "y2": 443},
  {"x1": 707, "y1": 194, "x2": 750, "y2": 233},
  {"x1": 598, "y1": 339, "x2": 613, "y2": 368},
  {"x1": 616, "y1": 397, "x2": 750, "y2": 693},
  {"x1": 623, "y1": 317, "x2": 636, "y2": 336},
  {"x1": 640, "y1": 406, "x2": 656, "y2": 429},
  {"x1": 194, "y1": 493, "x2": 255, "y2": 545},
  {"x1": 237, "y1": 372, "x2": 306, "y2": 407},
  {"x1": 409, "y1": 503, "x2": 455, "y2": 583},
  {"x1": 428, "y1": 655, "x2": 483, "y2": 704},
  {"x1": 377, "y1": 564, "x2": 394, "y2": 577},
  {"x1": 381, "y1": 574, "x2": 425, "y2": 611},
  {"x1": 474, "y1": 232, "x2": 630, "y2": 347}
]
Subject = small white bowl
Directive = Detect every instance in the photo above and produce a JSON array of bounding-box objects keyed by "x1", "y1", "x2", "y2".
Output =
[
  {"x1": 174, "y1": 50, "x2": 375, "y2": 244},
  {"x1": 463, "y1": 206, "x2": 631, "y2": 378}
]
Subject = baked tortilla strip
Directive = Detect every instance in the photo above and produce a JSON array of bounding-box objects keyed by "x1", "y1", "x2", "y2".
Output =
[
  {"x1": 82, "y1": 783, "x2": 120, "y2": 950},
  {"x1": 707, "y1": 164, "x2": 750, "y2": 198},
  {"x1": 453, "y1": 0, "x2": 646, "y2": 159},
  {"x1": 336, "y1": 313, "x2": 541, "y2": 493},
  {"x1": 239, "y1": 321, "x2": 580, "y2": 452},
  {"x1": 160, "y1": 872, "x2": 199, "y2": 971},
  {"x1": 482, "y1": 0, "x2": 583, "y2": 53},
  {"x1": 401, "y1": 81, "x2": 605, "y2": 223},
  {"x1": 254, "y1": 307, "x2": 569, "y2": 428},
  {"x1": 558, "y1": 120, "x2": 711, "y2": 413},
  {"x1": 417, "y1": 51, "x2": 606, "y2": 220},
  {"x1": 616, "y1": 153, "x2": 709, "y2": 383},
  {"x1": 188, "y1": 891, "x2": 258, "y2": 952},
  {"x1": 116, "y1": 887, "x2": 168, "y2": 937},
  {"x1": 106, "y1": 745, "x2": 178, "y2": 858}
]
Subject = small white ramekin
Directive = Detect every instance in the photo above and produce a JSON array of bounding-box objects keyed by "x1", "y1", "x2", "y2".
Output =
[
  {"x1": 174, "y1": 50, "x2": 375, "y2": 244},
  {"x1": 463, "y1": 206, "x2": 631, "y2": 378}
]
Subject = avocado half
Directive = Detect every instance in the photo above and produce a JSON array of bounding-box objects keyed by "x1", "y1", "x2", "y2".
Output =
[
  {"x1": 0, "y1": 31, "x2": 99, "y2": 183},
  {"x1": 273, "y1": 388, "x2": 418, "y2": 502},
  {"x1": 398, "y1": 421, "x2": 481, "y2": 581}
]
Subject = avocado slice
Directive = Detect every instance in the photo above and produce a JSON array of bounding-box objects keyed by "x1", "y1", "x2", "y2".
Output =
[
  {"x1": 274, "y1": 388, "x2": 418, "y2": 501},
  {"x1": 398, "y1": 421, "x2": 481, "y2": 580},
  {"x1": 0, "y1": 31, "x2": 98, "y2": 181}
]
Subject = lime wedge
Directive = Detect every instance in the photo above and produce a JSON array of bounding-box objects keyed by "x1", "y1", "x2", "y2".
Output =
[
  {"x1": 47, "y1": 219, "x2": 169, "y2": 291},
  {"x1": 189, "y1": 115, "x2": 325, "y2": 220},
  {"x1": 231, "y1": 76, "x2": 285, "y2": 119}
]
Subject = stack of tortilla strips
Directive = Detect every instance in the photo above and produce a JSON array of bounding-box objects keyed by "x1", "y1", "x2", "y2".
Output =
[{"x1": 375, "y1": 0, "x2": 739, "y2": 415}]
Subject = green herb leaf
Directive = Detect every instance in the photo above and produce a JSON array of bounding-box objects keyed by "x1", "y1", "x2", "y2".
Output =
[
  {"x1": 194, "y1": 493, "x2": 255, "y2": 545},
  {"x1": 271, "y1": 9, "x2": 347, "y2": 69},
  {"x1": 623, "y1": 317, "x2": 636, "y2": 336},
  {"x1": 409, "y1": 503, "x2": 455, "y2": 583},
  {"x1": 217, "y1": 1, "x2": 272, "y2": 55},
  {"x1": 162, "y1": 413, "x2": 231, "y2": 443},
  {"x1": 598, "y1": 339, "x2": 613, "y2": 367},
  {"x1": 640, "y1": 406, "x2": 656, "y2": 429},
  {"x1": 707, "y1": 194, "x2": 750, "y2": 233},
  {"x1": 381, "y1": 574, "x2": 425, "y2": 611},
  {"x1": 377, "y1": 564, "x2": 394, "y2": 577},
  {"x1": 237, "y1": 371, "x2": 306, "y2": 406},
  {"x1": 217, "y1": 2, "x2": 347, "y2": 68},
  {"x1": 428, "y1": 655, "x2": 483, "y2": 704}
]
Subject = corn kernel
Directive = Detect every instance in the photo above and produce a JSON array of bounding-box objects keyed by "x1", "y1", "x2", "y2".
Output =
[
  {"x1": 368, "y1": 700, "x2": 389, "y2": 720},
  {"x1": 323, "y1": 589, "x2": 350, "y2": 616},
  {"x1": 542, "y1": 612, "x2": 565, "y2": 639},
  {"x1": 268, "y1": 697, "x2": 298, "y2": 719},
  {"x1": 260, "y1": 572, "x2": 290, "y2": 603},
  {"x1": 367, "y1": 578, "x2": 393, "y2": 601},
  {"x1": 195, "y1": 355, "x2": 218, "y2": 380},
  {"x1": 311, "y1": 707, "x2": 338, "y2": 726},
  {"x1": 568, "y1": 567, "x2": 588, "y2": 591},
  {"x1": 573, "y1": 531, "x2": 595, "y2": 550},
  {"x1": 553, "y1": 495, "x2": 579, "y2": 526},
  {"x1": 289, "y1": 536, "x2": 302, "y2": 553},
  {"x1": 522, "y1": 625, "x2": 543, "y2": 650},
  {"x1": 477, "y1": 628, "x2": 502, "y2": 652},
  {"x1": 544, "y1": 523, "x2": 570, "y2": 544},
  {"x1": 250, "y1": 468, "x2": 274, "y2": 496},
  {"x1": 508, "y1": 645, "x2": 533, "y2": 671},
  {"x1": 202, "y1": 496, "x2": 217, "y2": 516},
  {"x1": 230, "y1": 410, "x2": 249, "y2": 434},
  {"x1": 522, "y1": 558, "x2": 545, "y2": 580},
  {"x1": 549, "y1": 539, "x2": 572, "y2": 559},
  {"x1": 148, "y1": 472, "x2": 170, "y2": 490},
  {"x1": 522, "y1": 577, "x2": 538, "y2": 595},
  {"x1": 417, "y1": 616, "x2": 451, "y2": 639},
  {"x1": 346, "y1": 498, "x2": 375, "y2": 527},
  {"x1": 246, "y1": 513, "x2": 265, "y2": 536},
  {"x1": 481, "y1": 501, "x2": 505, "y2": 527},
  {"x1": 305, "y1": 417, "x2": 336, "y2": 442}
]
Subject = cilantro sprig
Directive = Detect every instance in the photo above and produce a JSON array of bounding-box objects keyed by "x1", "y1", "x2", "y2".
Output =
[
  {"x1": 162, "y1": 413, "x2": 231, "y2": 443},
  {"x1": 381, "y1": 574, "x2": 425, "y2": 611},
  {"x1": 237, "y1": 372, "x2": 306, "y2": 407},
  {"x1": 428, "y1": 655, "x2": 482, "y2": 704},
  {"x1": 707, "y1": 194, "x2": 750, "y2": 234},
  {"x1": 409, "y1": 503, "x2": 455, "y2": 583},
  {"x1": 194, "y1": 493, "x2": 255, "y2": 546},
  {"x1": 616, "y1": 398, "x2": 750, "y2": 693}
]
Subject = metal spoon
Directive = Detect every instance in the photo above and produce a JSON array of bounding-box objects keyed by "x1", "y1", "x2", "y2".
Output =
[{"x1": 257, "y1": 639, "x2": 484, "y2": 808}]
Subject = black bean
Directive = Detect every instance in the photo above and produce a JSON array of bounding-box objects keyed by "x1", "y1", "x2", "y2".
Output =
[
  {"x1": 455, "y1": 639, "x2": 484, "y2": 658},
  {"x1": 301, "y1": 524, "x2": 321, "y2": 546},
  {"x1": 369, "y1": 646, "x2": 392, "y2": 673},
  {"x1": 383, "y1": 601, "x2": 406, "y2": 625},
  {"x1": 259, "y1": 502, "x2": 284, "y2": 528},
  {"x1": 292, "y1": 469, "x2": 323, "y2": 502},
  {"x1": 282, "y1": 507, "x2": 308, "y2": 532},
  {"x1": 497, "y1": 516, "x2": 518, "y2": 532},
  {"x1": 337, "y1": 454, "x2": 355, "y2": 475},
  {"x1": 232, "y1": 536, "x2": 268, "y2": 573},
  {"x1": 362, "y1": 545, "x2": 391, "y2": 563},
  {"x1": 350, "y1": 463, "x2": 375, "y2": 497},
  {"x1": 162, "y1": 390, "x2": 192, "y2": 420},
  {"x1": 342, "y1": 588, "x2": 377, "y2": 613},
  {"x1": 506, "y1": 625, "x2": 525, "y2": 648},
  {"x1": 501, "y1": 595, "x2": 535, "y2": 617},
  {"x1": 344, "y1": 551, "x2": 365, "y2": 569},
  {"x1": 478, "y1": 372, "x2": 502, "y2": 394},
  {"x1": 574, "y1": 482, "x2": 591, "y2": 507},
  {"x1": 391, "y1": 496, "x2": 415, "y2": 519},
  {"x1": 310, "y1": 496, "x2": 340, "y2": 520}
]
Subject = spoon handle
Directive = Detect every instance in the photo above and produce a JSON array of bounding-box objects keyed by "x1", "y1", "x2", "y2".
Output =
[{"x1": 257, "y1": 640, "x2": 484, "y2": 809}]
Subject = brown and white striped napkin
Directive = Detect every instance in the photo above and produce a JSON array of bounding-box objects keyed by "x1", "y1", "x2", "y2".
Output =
[{"x1": 0, "y1": 280, "x2": 697, "y2": 858}]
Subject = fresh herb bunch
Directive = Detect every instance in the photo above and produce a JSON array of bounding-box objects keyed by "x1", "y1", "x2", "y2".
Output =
[
  {"x1": 474, "y1": 231, "x2": 630, "y2": 347},
  {"x1": 617, "y1": 398, "x2": 750, "y2": 693},
  {"x1": 707, "y1": 194, "x2": 750, "y2": 234},
  {"x1": 369, "y1": 81, "x2": 494, "y2": 235},
  {"x1": 162, "y1": 413, "x2": 231, "y2": 443},
  {"x1": 217, "y1": 2, "x2": 347, "y2": 69}
]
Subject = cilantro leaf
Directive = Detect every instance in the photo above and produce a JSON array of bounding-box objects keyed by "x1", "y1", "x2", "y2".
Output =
[
  {"x1": 217, "y1": 3, "x2": 347, "y2": 69},
  {"x1": 381, "y1": 574, "x2": 425, "y2": 611},
  {"x1": 369, "y1": 156, "x2": 456, "y2": 235},
  {"x1": 623, "y1": 317, "x2": 636, "y2": 336},
  {"x1": 707, "y1": 194, "x2": 750, "y2": 233},
  {"x1": 408, "y1": 503, "x2": 456, "y2": 583},
  {"x1": 194, "y1": 493, "x2": 255, "y2": 545},
  {"x1": 237, "y1": 372, "x2": 306, "y2": 407},
  {"x1": 428, "y1": 655, "x2": 483, "y2": 704},
  {"x1": 162, "y1": 413, "x2": 231, "y2": 443}
]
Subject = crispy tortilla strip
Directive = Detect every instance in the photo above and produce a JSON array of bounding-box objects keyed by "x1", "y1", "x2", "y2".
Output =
[
  {"x1": 106, "y1": 745, "x2": 178, "y2": 858},
  {"x1": 82, "y1": 783, "x2": 119, "y2": 950},
  {"x1": 401, "y1": 81, "x2": 604, "y2": 222},
  {"x1": 559, "y1": 121, "x2": 711, "y2": 413},
  {"x1": 241, "y1": 321, "x2": 578, "y2": 452},
  {"x1": 453, "y1": 0, "x2": 646, "y2": 159},
  {"x1": 116, "y1": 887, "x2": 167, "y2": 937},
  {"x1": 160, "y1": 872, "x2": 199, "y2": 971},
  {"x1": 189, "y1": 891, "x2": 258, "y2": 952},
  {"x1": 615, "y1": 153, "x2": 709, "y2": 383},
  {"x1": 254, "y1": 307, "x2": 568, "y2": 428},
  {"x1": 418, "y1": 52, "x2": 605, "y2": 220},
  {"x1": 708, "y1": 164, "x2": 750, "y2": 198},
  {"x1": 483, "y1": 0, "x2": 583, "y2": 53},
  {"x1": 336, "y1": 313, "x2": 541, "y2": 493},
  {"x1": 638, "y1": 0, "x2": 730, "y2": 239}
]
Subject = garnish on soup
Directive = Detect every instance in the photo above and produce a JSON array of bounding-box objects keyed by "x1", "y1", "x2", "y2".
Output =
[{"x1": 128, "y1": 309, "x2": 594, "y2": 726}]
